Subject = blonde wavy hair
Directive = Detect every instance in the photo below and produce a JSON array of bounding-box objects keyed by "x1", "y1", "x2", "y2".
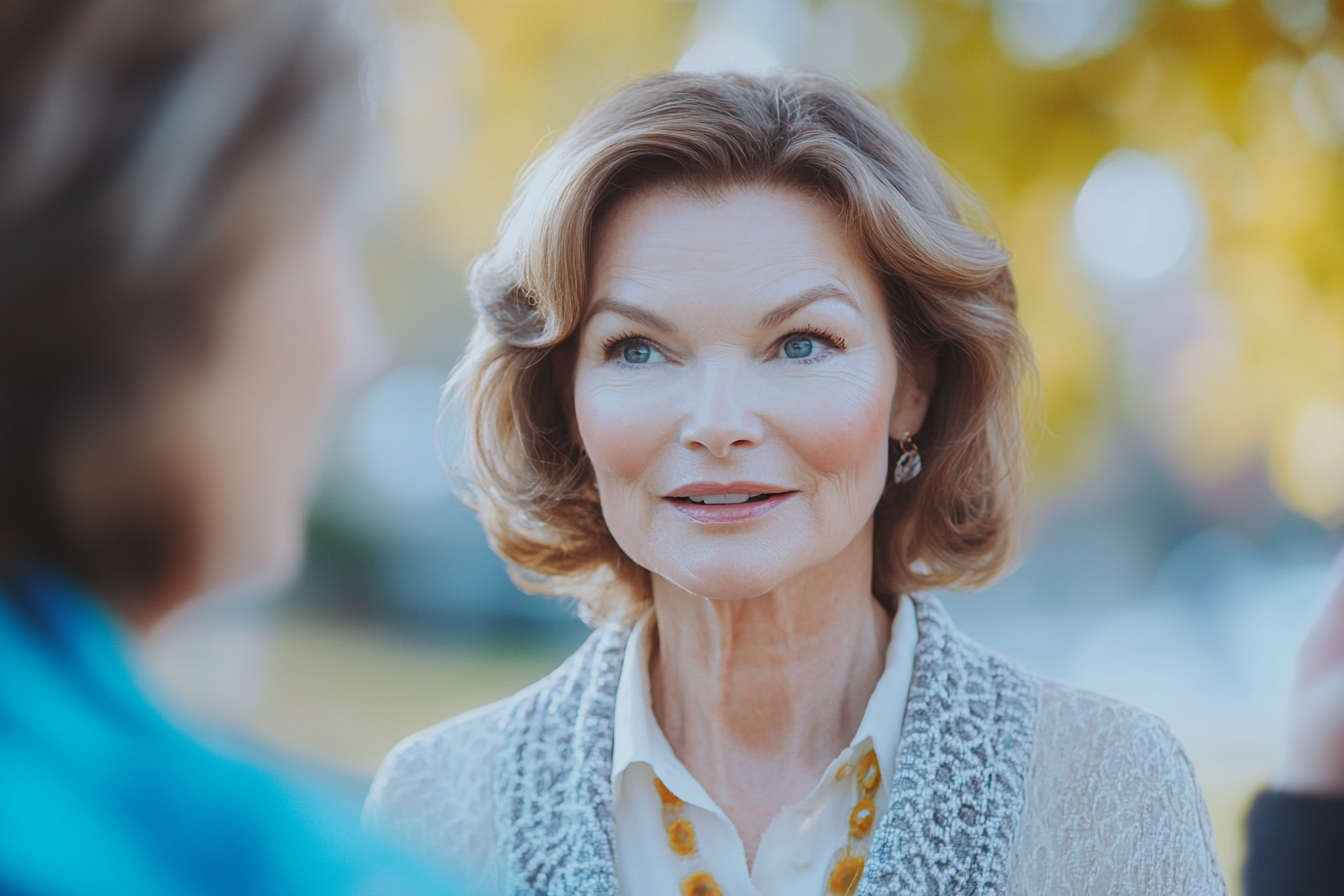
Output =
[{"x1": 449, "y1": 71, "x2": 1033, "y2": 623}]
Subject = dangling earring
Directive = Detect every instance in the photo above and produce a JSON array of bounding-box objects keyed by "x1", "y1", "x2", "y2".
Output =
[{"x1": 893, "y1": 432, "x2": 921, "y2": 485}]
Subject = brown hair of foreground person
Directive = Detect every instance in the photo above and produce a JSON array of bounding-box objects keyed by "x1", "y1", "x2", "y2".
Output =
[
  {"x1": 0, "y1": 0, "x2": 363, "y2": 617},
  {"x1": 450, "y1": 71, "x2": 1034, "y2": 623}
]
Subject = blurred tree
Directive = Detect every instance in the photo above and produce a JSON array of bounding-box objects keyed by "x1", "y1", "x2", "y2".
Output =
[{"x1": 387, "y1": 0, "x2": 1344, "y2": 523}]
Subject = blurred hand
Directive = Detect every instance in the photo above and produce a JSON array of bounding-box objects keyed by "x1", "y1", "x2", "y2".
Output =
[{"x1": 1281, "y1": 550, "x2": 1344, "y2": 795}]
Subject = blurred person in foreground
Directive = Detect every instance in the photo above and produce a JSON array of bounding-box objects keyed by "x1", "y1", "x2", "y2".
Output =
[
  {"x1": 0, "y1": 1, "x2": 454, "y2": 893},
  {"x1": 365, "y1": 71, "x2": 1226, "y2": 896},
  {"x1": 1245, "y1": 553, "x2": 1344, "y2": 895}
]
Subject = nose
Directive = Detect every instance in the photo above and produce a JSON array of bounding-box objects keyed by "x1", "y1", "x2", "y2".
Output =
[{"x1": 678, "y1": 360, "x2": 764, "y2": 458}]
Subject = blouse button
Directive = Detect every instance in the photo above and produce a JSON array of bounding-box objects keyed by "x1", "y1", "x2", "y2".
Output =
[{"x1": 791, "y1": 848, "x2": 813, "y2": 868}]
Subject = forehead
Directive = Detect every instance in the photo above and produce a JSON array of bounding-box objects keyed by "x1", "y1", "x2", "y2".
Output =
[{"x1": 588, "y1": 184, "x2": 880, "y2": 314}]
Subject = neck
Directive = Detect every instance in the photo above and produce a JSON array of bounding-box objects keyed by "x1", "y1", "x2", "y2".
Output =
[{"x1": 647, "y1": 524, "x2": 891, "y2": 865}]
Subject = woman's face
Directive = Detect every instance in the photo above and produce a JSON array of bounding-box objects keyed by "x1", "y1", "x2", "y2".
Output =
[{"x1": 574, "y1": 185, "x2": 929, "y2": 601}]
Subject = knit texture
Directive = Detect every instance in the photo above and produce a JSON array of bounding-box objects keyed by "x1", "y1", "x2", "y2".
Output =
[
  {"x1": 364, "y1": 595, "x2": 1228, "y2": 896},
  {"x1": 856, "y1": 595, "x2": 1035, "y2": 895},
  {"x1": 490, "y1": 596, "x2": 1033, "y2": 895}
]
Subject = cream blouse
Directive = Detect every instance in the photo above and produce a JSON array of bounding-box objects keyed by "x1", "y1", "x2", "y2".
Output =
[{"x1": 610, "y1": 595, "x2": 918, "y2": 896}]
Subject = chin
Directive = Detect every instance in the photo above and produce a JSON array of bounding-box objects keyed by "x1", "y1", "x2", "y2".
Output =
[{"x1": 655, "y1": 547, "x2": 803, "y2": 601}]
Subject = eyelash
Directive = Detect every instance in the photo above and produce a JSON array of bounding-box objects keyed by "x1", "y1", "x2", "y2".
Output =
[
  {"x1": 599, "y1": 327, "x2": 848, "y2": 364},
  {"x1": 601, "y1": 332, "x2": 648, "y2": 356},
  {"x1": 778, "y1": 327, "x2": 847, "y2": 362}
]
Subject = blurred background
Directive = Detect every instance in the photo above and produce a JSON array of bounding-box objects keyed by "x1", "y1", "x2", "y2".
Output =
[{"x1": 139, "y1": 0, "x2": 1344, "y2": 889}]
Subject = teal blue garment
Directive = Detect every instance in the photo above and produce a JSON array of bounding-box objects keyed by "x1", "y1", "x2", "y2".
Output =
[{"x1": 0, "y1": 570, "x2": 455, "y2": 896}]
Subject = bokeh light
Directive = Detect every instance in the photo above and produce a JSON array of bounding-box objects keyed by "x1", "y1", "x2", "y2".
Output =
[
  {"x1": 992, "y1": 0, "x2": 1141, "y2": 67},
  {"x1": 805, "y1": 0, "x2": 921, "y2": 88},
  {"x1": 1073, "y1": 148, "x2": 1206, "y2": 285},
  {"x1": 1294, "y1": 50, "x2": 1344, "y2": 146}
]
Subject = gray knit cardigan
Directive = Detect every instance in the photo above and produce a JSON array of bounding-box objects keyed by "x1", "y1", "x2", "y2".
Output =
[{"x1": 365, "y1": 595, "x2": 1228, "y2": 895}]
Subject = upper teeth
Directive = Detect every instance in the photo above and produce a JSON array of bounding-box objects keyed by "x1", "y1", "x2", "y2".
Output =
[{"x1": 688, "y1": 494, "x2": 757, "y2": 504}]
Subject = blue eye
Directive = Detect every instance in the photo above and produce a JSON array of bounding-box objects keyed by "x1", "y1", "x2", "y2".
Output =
[
  {"x1": 783, "y1": 336, "x2": 814, "y2": 359},
  {"x1": 623, "y1": 344, "x2": 653, "y2": 364}
]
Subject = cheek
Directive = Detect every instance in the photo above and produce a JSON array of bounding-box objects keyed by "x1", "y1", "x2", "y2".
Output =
[
  {"x1": 573, "y1": 375, "x2": 672, "y2": 487},
  {"x1": 572, "y1": 371, "x2": 682, "y2": 568},
  {"x1": 280, "y1": 254, "x2": 346, "y2": 417},
  {"x1": 240, "y1": 286, "x2": 334, "y2": 490},
  {"x1": 211, "y1": 260, "x2": 343, "y2": 581},
  {"x1": 778, "y1": 373, "x2": 894, "y2": 487}
]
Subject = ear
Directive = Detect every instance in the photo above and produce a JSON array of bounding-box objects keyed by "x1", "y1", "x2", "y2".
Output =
[{"x1": 889, "y1": 354, "x2": 935, "y2": 442}]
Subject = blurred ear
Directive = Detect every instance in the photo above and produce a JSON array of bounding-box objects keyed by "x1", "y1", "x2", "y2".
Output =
[{"x1": 890, "y1": 354, "x2": 935, "y2": 441}]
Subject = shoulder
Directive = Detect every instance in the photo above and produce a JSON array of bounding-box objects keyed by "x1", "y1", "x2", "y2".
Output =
[
  {"x1": 365, "y1": 695, "x2": 516, "y2": 821},
  {"x1": 363, "y1": 696, "x2": 516, "y2": 881},
  {"x1": 362, "y1": 624, "x2": 628, "y2": 882},
  {"x1": 1030, "y1": 674, "x2": 1193, "y2": 767},
  {"x1": 1009, "y1": 674, "x2": 1227, "y2": 895},
  {"x1": 1026, "y1": 675, "x2": 1209, "y2": 818},
  {"x1": 906, "y1": 597, "x2": 1225, "y2": 895}
]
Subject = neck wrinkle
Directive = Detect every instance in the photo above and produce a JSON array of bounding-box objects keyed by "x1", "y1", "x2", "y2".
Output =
[{"x1": 646, "y1": 534, "x2": 893, "y2": 864}]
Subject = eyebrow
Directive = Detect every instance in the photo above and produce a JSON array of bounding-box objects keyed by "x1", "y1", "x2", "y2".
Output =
[
  {"x1": 757, "y1": 285, "x2": 860, "y2": 329},
  {"x1": 586, "y1": 298, "x2": 680, "y2": 334},
  {"x1": 587, "y1": 284, "x2": 860, "y2": 333}
]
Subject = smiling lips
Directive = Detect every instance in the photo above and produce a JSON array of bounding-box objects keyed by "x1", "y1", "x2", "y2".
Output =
[
  {"x1": 665, "y1": 483, "x2": 794, "y2": 522},
  {"x1": 686, "y1": 493, "x2": 771, "y2": 505}
]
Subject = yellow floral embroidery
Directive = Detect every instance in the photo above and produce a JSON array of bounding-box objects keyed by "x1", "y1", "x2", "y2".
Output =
[
  {"x1": 667, "y1": 817, "x2": 697, "y2": 856},
  {"x1": 855, "y1": 749, "x2": 881, "y2": 797},
  {"x1": 654, "y1": 776, "x2": 684, "y2": 808},
  {"x1": 655, "y1": 746, "x2": 878, "y2": 896},
  {"x1": 680, "y1": 872, "x2": 722, "y2": 896},
  {"x1": 848, "y1": 797, "x2": 876, "y2": 840},
  {"x1": 827, "y1": 854, "x2": 866, "y2": 895}
]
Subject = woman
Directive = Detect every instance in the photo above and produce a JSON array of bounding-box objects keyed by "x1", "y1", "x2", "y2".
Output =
[
  {"x1": 0, "y1": 1, "x2": 446, "y2": 893},
  {"x1": 365, "y1": 72, "x2": 1226, "y2": 895}
]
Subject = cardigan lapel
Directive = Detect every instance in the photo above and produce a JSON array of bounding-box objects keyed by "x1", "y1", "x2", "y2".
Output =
[
  {"x1": 495, "y1": 623, "x2": 629, "y2": 896},
  {"x1": 494, "y1": 595, "x2": 1036, "y2": 896},
  {"x1": 857, "y1": 595, "x2": 1038, "y2": 896}
]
